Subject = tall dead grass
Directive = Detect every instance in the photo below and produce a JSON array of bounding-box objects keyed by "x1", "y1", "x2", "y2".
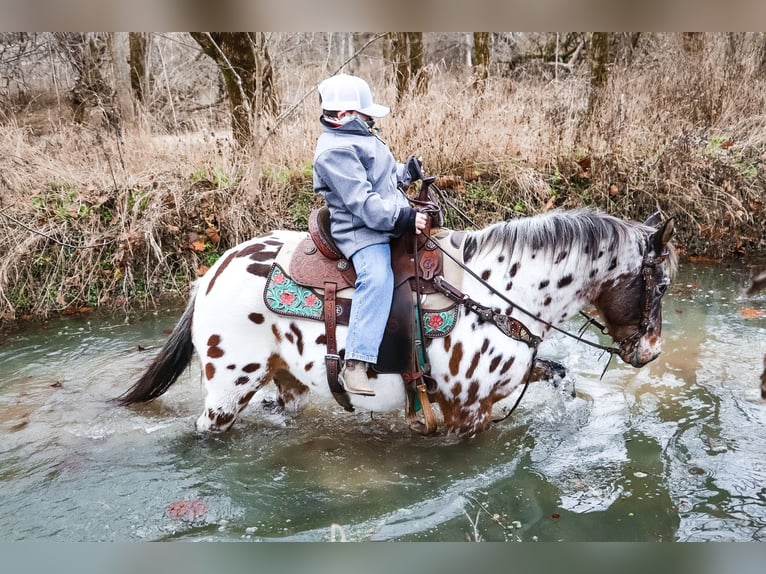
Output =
[{"x1": 1, "y1": 33, "x2": 765, "y2": 323}]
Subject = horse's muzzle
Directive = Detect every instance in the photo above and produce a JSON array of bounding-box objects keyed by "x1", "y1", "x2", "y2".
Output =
[{"x1": 620, "y1": 336, "x2": 661, "y2": 368}]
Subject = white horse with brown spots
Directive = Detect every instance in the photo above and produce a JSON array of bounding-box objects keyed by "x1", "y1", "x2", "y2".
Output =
[{"x1": 117, "y1": 209, "x2": 676, "y2": 438}]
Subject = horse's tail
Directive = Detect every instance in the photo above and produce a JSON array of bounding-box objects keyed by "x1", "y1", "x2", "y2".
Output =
[{"x1": 115, "y1": 289, "x2": 196, "y2": 405}]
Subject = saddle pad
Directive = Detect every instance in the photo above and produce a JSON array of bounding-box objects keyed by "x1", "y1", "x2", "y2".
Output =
[{"x1": 263, "y1": 263, "x2": 457, "y2": 337}]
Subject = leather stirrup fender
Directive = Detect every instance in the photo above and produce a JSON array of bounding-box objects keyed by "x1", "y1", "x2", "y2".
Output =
[{"x1": 323, "y1": 281, "x2": 354, "y2": 412}]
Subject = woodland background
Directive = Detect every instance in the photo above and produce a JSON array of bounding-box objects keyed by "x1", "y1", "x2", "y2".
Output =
[{"x1": 0, "y1": 32, "x2": 764, "y2": 322}]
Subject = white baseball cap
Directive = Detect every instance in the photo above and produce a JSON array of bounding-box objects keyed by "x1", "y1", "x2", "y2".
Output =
[{"x1": 318, "y1": 73, "x2": 390, "y2": 117}]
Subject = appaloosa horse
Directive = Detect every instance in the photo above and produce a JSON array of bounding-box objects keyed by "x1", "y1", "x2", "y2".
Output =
[{"x1": 117, "y1": 208, "x2": 676, "y2": 438}]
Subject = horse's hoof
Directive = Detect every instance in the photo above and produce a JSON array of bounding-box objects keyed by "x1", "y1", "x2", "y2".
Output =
[{"x1": 261, "y1": 397, "x2": 285, "y2": 414}]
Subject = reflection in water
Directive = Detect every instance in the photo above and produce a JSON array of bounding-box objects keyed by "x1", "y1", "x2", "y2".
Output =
[{"x1": 0, "y1": 263, "x2": 765, "y2": 541}]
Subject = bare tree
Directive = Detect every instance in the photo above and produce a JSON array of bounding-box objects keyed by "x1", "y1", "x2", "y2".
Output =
[
  {"x1": 390, "y1": 32, "x2": 426, "y2": 102},
  {"x1": 54, "y1": 32, "x2": 122, "y2": 131},
  {"x1": 128, "y1": 32, "x2": 151, "y2": 104},
  {"x1": 472, "y1": 32, "x2": 490, "y2": 89},
  {"x1": 587, "y1": 32, "x2": 612, "y2": 117},
  {"x1": 189, "y1": 32, "x2": 279, "y2": 147}
]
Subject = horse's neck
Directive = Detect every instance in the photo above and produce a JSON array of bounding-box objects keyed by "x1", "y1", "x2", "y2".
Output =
[{"x1": 463, "y1": 236, "x2": 637, "y2": 338}]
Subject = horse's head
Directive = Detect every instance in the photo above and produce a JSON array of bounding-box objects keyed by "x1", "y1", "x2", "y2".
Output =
[{"x1": 594, "y1": 212, "x2": 676, "y2": 367}]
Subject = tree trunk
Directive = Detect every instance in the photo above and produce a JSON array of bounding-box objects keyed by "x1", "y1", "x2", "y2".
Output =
[
  {"x1": 189, "y1": 32, "x2": 278, "y2": 147},
  {"x1": 472, "y1": 32, "x2": 490, "y2": 89},
  {"x1": 128, "y1": 32, "x2": 150, "y2": 103},
  {"x1": 391, "y1": 32, "x2": 410, "y2": 102},
  {"x1": 110, "y1": 33, "x2": 134, "y2": 126},
  {"x1": 682, "y1": 32, "x2": 704, "y2": 54},
  {"x1": 587, "y1": 32, "x2": 611, "y2": 117},
  {"x1": 407, "y1": 32, "x2": 426, "y2": 93}
]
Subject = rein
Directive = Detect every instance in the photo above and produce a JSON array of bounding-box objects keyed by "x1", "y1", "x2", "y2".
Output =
[{"x1": 430, "y1": 238, "x2": 622, "y2": 356}]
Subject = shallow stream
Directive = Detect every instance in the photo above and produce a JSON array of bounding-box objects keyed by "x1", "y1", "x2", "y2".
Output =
[{"x1": 1, "y1": 262, "x2": 765, "y2": 541}]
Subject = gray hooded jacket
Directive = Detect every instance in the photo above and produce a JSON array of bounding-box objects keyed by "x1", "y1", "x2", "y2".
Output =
[{"x1": 313, "y1": 116, "x2": 417, "y2": 259}]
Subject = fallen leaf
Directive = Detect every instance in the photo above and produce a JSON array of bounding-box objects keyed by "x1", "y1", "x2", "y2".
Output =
[
  {"x1": 167, "y1": 499, "x2": 207, "y2": 521},
  {"x1": 205, "y1": 226, "x2": 221, "y2": 244},
  {"x1": 196, "y1": 265, "x2": 210, "y2": 276},
  {"x1": 190, "y1": 238, "x2": 206, "y2": 252},
  {"x1": 740, "y1": 307, "x2": 766, "y2": 319}
]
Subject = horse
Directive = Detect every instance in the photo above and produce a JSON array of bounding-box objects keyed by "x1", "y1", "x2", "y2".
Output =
[{"x1": 116, "y1": 208, "x2": 676, "y2": 438}]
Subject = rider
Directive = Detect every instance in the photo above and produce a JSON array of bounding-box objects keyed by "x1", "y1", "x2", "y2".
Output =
[{"x1": 313, "y1": 73, "x2": 427, "y2": 396}]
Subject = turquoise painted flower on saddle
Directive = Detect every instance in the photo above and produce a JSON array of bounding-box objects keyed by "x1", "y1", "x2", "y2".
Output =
[{"x1": 264, "y1": 264, "x2": 323, "y2": 319}]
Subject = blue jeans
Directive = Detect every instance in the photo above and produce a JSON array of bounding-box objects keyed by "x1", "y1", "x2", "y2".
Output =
[{"x1": 345, "y1": 242, "x2": 393, "y2": 364}]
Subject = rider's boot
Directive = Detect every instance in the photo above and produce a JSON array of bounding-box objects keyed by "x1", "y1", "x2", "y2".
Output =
[{"x1": 340, "y1": 359, "x2": 375, "y2": 396}]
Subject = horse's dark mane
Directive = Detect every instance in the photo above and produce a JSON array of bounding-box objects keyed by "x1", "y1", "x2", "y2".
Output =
[{"x1": 467, "y1": 208, "x2": 666, "y2": 269}]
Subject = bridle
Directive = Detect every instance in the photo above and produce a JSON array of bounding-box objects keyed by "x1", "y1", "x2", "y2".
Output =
[
  {"x1": 415, "y1": 179, "x2": 669, "y2": 362},
  {"x1": 432, "y1": 236, "x2": 668, "y2": 363}
]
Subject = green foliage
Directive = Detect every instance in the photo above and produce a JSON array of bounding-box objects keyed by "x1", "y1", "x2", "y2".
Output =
[
  {"x1": 127, "y1": 190, "x2": 149, "y2": 212},
  {"x1": 706, "y1": 135, "x2": 730, "y2": 152},
  {"x1": 190, "y1": 167, "x2": 237, "y2": 189},
  {"x1": 290, "y1": 185, "x2": 315, "y2": 229}
]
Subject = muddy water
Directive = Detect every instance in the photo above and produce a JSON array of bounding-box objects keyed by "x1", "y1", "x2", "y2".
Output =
[{"x1": 1, "y1": 262, "x2": 765, "y2": 542}]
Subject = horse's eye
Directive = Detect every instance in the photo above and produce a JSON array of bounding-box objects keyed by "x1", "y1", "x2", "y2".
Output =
[{"x1": 656, "y1": 283, "x2": 668, "y2": 295}]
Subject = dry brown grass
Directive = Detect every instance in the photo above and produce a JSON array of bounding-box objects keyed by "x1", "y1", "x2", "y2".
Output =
[{"x1": 1, "y1": 33, "x2": 765, "y2": 322}]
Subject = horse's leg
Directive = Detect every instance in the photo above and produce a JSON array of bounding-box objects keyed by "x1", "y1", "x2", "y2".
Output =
[
  {"x1": 194, "y1": 338, "x2": 314, "y2": 432},
  {"x1": 194, "y1": 335, "x2": 272, "y2": 433}
]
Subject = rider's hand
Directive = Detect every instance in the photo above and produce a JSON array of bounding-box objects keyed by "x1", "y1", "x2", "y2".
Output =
[
  {"x1": 414, "y1": 211, "x2": 428, "y2": 235},
  {"x1": 406, "y1": 155, "x2": 424, "y2": 183}
]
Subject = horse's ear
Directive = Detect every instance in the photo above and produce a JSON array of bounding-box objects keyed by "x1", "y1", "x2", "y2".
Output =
[
  {"x1": 651, "y1": 217, "x2": 675, "y2": 254},
  {"x1": 644, "y1": 211, "x2": 662, "y2": 228}
]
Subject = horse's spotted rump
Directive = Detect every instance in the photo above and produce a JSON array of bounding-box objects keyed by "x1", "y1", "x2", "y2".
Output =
[
  {"x1": 242, "y1": 363, "x2": 261, "y2": 373},
  {"x1": 544, "y1": 296, "x2": 552, "y2": 306},
  {"x1": 238, "y1": 240, "x2": 283, "y2": 278},
  {"x1": 488, "y1": 355, "x2": 502, "y2": 373},
  {"x1": 238, "y1": 242, "x2": 280, "y2": 261},
  {"x1": 249, "y1": 313, "x2": 265, "y2": 324},
  {"x1": 206, "y1": 335, "x2": 224, "y2": 358},
  {"x1": 205, "y1": 362, "x2": 215, "y2": 380},
  {"x1": 539, "y1": 279, "x2": 550, "y2": 289},
  {"x1": 227, "y1": 364, "x2": 236, "y2": 370},
  {"x1": 235, "y1": 376, "x2": 249, "y2": 386},
  {"x1": 481, "y1": 269, "x2": 491, "y2": 280},
  {"x1": 271, "y1": 324, "x2": 281, "y2": 342},
  {"x1": 510, "y1": 262, "x2": 519, "y2": 277},
  {"x1": 304, "y1": 361, "x2": 314, "y2": 371},
  {"x1": 315, "y1": 334, "x2": 327, "y2": 345},
  {"x1": 555, "y1": 250, "x2": 568, "y2": 264},
  {"x1": 247, "y1": 262, "x2": 272, "y2": 277},
  {"x1": 206, "y1": 251, "x2": 240, "y2": 295}
]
